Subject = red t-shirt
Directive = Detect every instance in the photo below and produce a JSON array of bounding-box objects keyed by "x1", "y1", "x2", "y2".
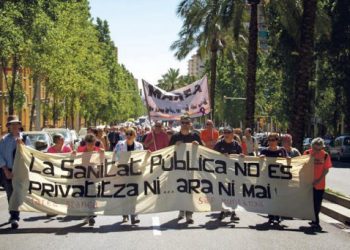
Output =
[
  {"x1": 200, "y1": 129, "x2": 219, "y2": 149},
  {"x1": 304, "y1": 149, "x2": 332, "y2": 190},
  {"x1": 144, "y1": 131, "x2": 169, "y2": 152},
  {"x1": 77, "y1": 145, "x2": 100, "y2": 153}
]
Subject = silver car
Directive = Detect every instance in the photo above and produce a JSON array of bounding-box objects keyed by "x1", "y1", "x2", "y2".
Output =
[{"x1": 329, "y1": 135, "x2": 350, "y2": 161}]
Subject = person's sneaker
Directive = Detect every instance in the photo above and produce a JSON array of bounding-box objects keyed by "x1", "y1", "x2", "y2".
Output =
[
  {"x1": 88, "y1": 217, "x2": 95, "y2": 226},
  {"x1": 230, "y1": 213, "x2": 240, "y2": 221},
  {"x1": 308, "y1": 221, "x2": 317, "y2": 226},
  {"x1": 131, "y1": 216, "x2": 140, "y2": 225},
  {"x1": 177, "y1": 211, "x2": 185, "y2": 220},
  {"x1": 122, "y1": 215, "x2": 129, "y2": 223},
  {"x1": 186, "y1": 218, "x2": 194, "y2": 224},
  {"x1": 46, "y1": 214, "x2": 57, "y2": 218},
  {"x1": 10, "y1": 219, "x2": 19, "y2": 229},
  {"x1": 218, "y1": 211, "x2": 225, "y2": 221}
]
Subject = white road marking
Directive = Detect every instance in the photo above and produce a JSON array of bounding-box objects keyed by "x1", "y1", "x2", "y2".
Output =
[
  {"x1": 0, "y1": 194, "x2": 6, "y2": 199},
  {"x1": 152, "y1": 216, "x2": 162, "y2": 236}
]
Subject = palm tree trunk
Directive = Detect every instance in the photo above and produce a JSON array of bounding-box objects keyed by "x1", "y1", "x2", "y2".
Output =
[
  {"x1": 210, "y1": 42, "x2": 218, "y2": 119},
  {"x1": 245, "y1": 2, "x2": 258, "y2": 129},
  {"x1": 290, "y1": 0, "x2": 317, "y2": 151}
]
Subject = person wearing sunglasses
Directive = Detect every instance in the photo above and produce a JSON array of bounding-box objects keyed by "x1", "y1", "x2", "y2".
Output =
[
  {"x1": 169, "y1": 113, "x2": 203, "y2": 224},
  {"x1": 260, "y1": 133, "x2": 288, "y2": 225},
  {"x1": 200, "y1": 119, "x2": 219, "y2": 149},
  {"x1": 304, "y1": 137, "x2": 332, "y2": 231},
  {"x1": 214, "y1": 126, "x2": 243, "y2": 222},
  {"x1": 114, "y1": 128, "x2": 143, "y2": 224},
  {"x1": 76, "y1": 133, "x2": 105, "y2": 226},
  {"x1": 143, "y1": 121, "x2": 169, "y2": 152}
]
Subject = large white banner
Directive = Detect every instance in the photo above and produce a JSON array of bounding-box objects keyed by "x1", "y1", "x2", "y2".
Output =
[
  {"x1": 10, "y1": 144, "x2": 315, "y2": 220},
  {"x1": 142, "y1": 76, "x2": 211, "y2": 120}
]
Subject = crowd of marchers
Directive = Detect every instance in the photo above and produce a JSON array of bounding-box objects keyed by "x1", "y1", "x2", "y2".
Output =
[{"x1": 0, "y1": 114, "x2": 331, "y2": 232}]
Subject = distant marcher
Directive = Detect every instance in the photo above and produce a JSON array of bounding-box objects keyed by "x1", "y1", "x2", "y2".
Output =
[
  {"x1": 282, "y1": 134, "x2": 301, "y2": 158},
  {"x1": 200, "y1": 120, "x2": 219, "y2": 149},
  {"x1": 304, "y1": 137, "x2": 332, "y2": 231},
  {"x1": 143, "y1": 121, "x2": 169, "y2": 151},
  {"x1": 242, "y1": 128, "x2": 258, "y2": 156},
  {"x1": 107, "y1": 126, "x2": 121, "y2": 151}
]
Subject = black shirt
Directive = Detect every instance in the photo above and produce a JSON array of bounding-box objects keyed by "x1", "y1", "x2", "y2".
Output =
[
  {"x1": 214, "y1": 139, "x2": 242, "y2": 154},
  {"x1": 260, "y1": 147, "x2": 287, "y2": 157},
  {"x1": 127, "y1": 143, "x2": 135, "y2": 151},
  {"x1": 169, "y1": 131, "x2": 203, "y2": 146}
]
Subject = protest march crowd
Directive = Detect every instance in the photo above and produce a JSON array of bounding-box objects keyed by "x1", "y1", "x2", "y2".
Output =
[{"x1": 0, "y1": 114, "x2": 332, "y2": 231}]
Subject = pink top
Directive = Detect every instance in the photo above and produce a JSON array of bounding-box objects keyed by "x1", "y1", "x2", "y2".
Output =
[
  {"x1": 47, "y1": 145, "x2": 72, "y2": 153},
  {"x1": 144, "y1": 131, "x2": 169, "y2": 152},
  {"x1": 77, "y1": 145, "x2": 100, "y2": 152}
]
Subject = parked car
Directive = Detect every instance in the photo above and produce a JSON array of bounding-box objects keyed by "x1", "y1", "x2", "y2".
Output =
[
  {"x1": 329, "y1": 135, "x2": 350, "y2": 161},
  {"x1": 303, "y1": 137, "x2": 313, "y2": 152},
  {"x1": 42, "y1": 128, "x2": 74, "y2": 149},
  {"x1": 23, "y1": 131, "x2": 53, "y2": 152}
]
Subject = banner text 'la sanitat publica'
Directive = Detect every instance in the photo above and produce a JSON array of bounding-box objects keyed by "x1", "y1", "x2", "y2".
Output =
[{"x1": 10, "y1": 144, "x2": 315, "y2": 220}]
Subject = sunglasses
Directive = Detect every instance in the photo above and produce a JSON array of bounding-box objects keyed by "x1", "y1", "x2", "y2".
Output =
[
  {"x1": 181, "y1": 121, "x2": 190, "y2": 125},
  {"x1": 206, "y1": 123, "x2": 213, "y2": 126},
  {"x1": 125, "y1": 133, "x2": 134, "y2": 136},
  {"x1": 223, "y1": 131, "x2": 232, "y2": 134},
  {"x1": 155, "y1": 125, "x2": 162, "y2": 128},
  {"x1": 268, "y1": 138, "x2": 277, "y2": 141}
]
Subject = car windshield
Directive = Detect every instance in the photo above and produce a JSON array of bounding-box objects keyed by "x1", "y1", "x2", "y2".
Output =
[{"x1": 45, "y1": 130, "x2": 71, "y2": 141}]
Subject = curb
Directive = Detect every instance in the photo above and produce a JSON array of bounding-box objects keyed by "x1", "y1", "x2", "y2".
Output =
[
  {"x1": 322, "y1": 192, "x2": 350, "y2": 225},
  {"x1": 324, "y1": 192, "x2": 350, "y2": 209}
]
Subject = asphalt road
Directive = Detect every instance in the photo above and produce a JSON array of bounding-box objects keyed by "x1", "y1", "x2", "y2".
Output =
[
  {"x1": 0, "y1": 194, "x2": 349, "y2": 250},
  {"x1": 327, "y1": 160, "x2": 350, "y2": 197}
]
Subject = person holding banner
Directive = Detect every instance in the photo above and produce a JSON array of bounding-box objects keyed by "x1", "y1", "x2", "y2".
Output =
[
  {"x1": 200, "y1": 120, "x2": 219, "y2": 149},
  {"x1": 214, "y1": 126, "x2": 242, "y2": 222},
  {"x1": 304, "y1": 138, "x2": 332, "y2": 231},
  {"x1": 260, "y1": 132, "x2": 288, "y2": 225},
  {"x1": 0, "y1": 115, "x2": 30, "y2": 229},
  {"x1": 143, "y1": 121, "x2": 169, "y2": 152},
  {"x1": 114, "y1": 127, "x2": 143, "y2": 224},
  {"x1": 169, "y1": 113, "x2": 203, "y2": 224},
  {"x1": 77, "y1": 133, "x2": 105, "y2": 226},
  {"x1": 282, "y1": 134, "x2": 301, "y2": 158}
]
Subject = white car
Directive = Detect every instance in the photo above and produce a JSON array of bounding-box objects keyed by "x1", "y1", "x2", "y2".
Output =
[
  {"x1": 42, "y1": 128, "x2": 74, "y2": 149},
  {"x1": 329, "y1": 135, "x2": 350, "y2": 161}
]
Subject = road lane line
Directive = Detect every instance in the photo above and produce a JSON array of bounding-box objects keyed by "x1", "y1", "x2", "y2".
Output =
[
  {"x1": 0, "y1": 194, "x2": 6, "y2": 199},
  {"x1": 152, "y1": 216, "x2": 162, "y2": 236}
]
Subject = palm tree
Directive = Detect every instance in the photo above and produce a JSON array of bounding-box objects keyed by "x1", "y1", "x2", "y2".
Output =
[
  {"x1": 171, "y1": 0, "x2": 225, "y2": 119},
  {"x1": 290, "y1": 0, "x2": 318, "y2": 151},
  {"x1": 157, "y1": 68, "x2": 181, "y2": 91},
  {"x1": 245, "y1": 0, "x2": 260, "y2": 129}
]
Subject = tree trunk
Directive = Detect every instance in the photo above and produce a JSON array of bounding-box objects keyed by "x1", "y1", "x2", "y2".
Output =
[
  {"x1": 8, "y1": 54, "x2": 19, "y2": 115},
  {"x1": 290, "y1": 0, "x2": 317, "y2": 151},
  {"x1": 29, "y1": 75, "x2": 39, "y2": 131},
  {"x1": 210, "y1": 41, "x2": 218, "y2": 120},
  {"x1": 245, "y1": 3, "x2": 258, "y2": 129}
]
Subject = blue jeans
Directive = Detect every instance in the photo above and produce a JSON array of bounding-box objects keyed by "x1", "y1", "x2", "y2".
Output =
[{"x1": 0, "y1": 169, "x2": 20, "y2": 221}]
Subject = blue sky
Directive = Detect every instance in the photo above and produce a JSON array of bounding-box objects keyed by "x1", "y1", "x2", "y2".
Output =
[{"x1": 89, "y1": 0, "x2": 194, "y2": 86}]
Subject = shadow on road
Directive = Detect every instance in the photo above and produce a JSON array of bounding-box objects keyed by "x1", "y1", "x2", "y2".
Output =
[{"x1": 0, "y1": 214, "x2": 329, "y2": 235}]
